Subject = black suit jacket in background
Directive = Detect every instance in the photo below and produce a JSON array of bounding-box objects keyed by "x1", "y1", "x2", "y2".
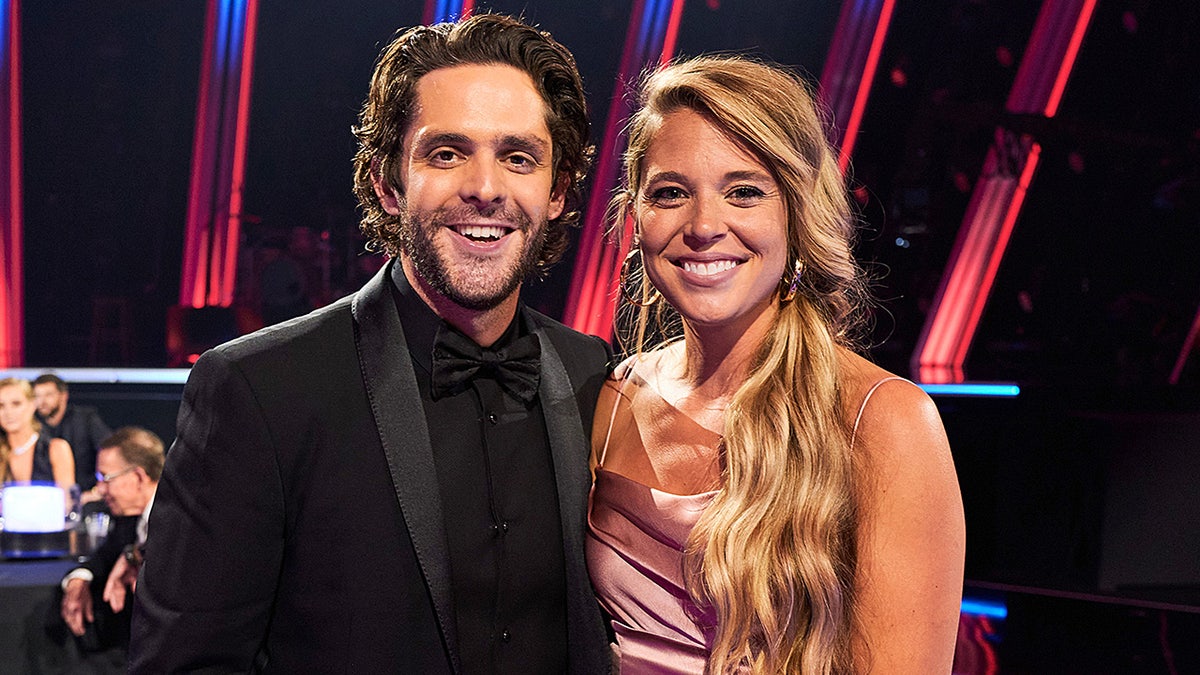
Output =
[
  {"x1": 51, "y1": 515, "x2": 140, "y2": 653},
  {"x1": 129, "y1": 261, "x2": 612, "y2": 674},
  {"x1": 41, "y1": 404, "x2": 111, "y2": 491}
]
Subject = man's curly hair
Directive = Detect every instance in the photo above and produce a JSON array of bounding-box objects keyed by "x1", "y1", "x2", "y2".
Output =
[{"x1": 351, "y1": 13, "x2": 593, "y2": 278}]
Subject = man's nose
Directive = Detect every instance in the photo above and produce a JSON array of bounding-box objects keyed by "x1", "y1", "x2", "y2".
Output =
[{"x1": 459, "y1": 157, "x2": 506, "y2": 209}]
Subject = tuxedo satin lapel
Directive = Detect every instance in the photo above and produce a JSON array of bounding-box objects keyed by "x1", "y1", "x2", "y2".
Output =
[
  {"x1": 352, "y1": 263, "x2": 460, "y2": 673},
  {"x1": 531, "y1": 320, "x2": 606, "y2": 669}
]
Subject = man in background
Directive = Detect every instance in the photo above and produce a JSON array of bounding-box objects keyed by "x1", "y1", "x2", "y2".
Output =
[
  {"x1": 34, "y1": 373, "x2": 111, "y2": 497},
  {"x1": 59, "y1": 427, "x2": 162, "y2": 672}
]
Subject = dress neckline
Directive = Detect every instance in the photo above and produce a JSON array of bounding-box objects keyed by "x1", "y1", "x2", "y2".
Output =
[
  {"x1": 624, "y1": 355, "x2": 725, "y2": 440},
  {"x1": 595, "y1": 466, "x2": 720, "y2": 499}
]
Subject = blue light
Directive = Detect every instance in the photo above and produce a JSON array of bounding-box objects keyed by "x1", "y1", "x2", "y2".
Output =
[
  {"x1": 0, "y1": 368, "x2": 191, "y2": 385},
  {"x1": 650, "y1": 0, "x2": 673, "y2": 54},
  {"x1": 214, "y1": 0, "x2": 232, "y2": 73},
  {"x1": 636, "y1": 0, "x2": 658, "y2": 58},
  {"x1": 0, "y1": 1, "x2": 9, "y2": 72},
  {"x1": 433, "y1": 0, "x2": 466, "y2": 24},
  {"x1": 918, "y1": 383, "x2": 1020, "y2": 398},
  {"x1": 961, "y1": 597, "x2": 1008, "y2": 619}
]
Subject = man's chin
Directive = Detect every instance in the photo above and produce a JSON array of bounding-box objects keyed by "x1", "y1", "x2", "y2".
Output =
[
  {"x1": 442, "y1": 289, "x2": 515, "y2": 312},
  {"x1": 421, "y1": 263, "x2": 526, "y2": 312}
]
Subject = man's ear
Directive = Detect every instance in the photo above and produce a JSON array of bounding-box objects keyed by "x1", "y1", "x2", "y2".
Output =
[
  {"x1": 371, "y1": 157, "x2": 403, "y2": 216},
  {"x1": 548, "y1": 171, "x2": 569, "y2": 222}
]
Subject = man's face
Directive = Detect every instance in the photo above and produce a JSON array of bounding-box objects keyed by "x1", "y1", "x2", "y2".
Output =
[
  {"x1": 375, "y1": 63, "x2": 565, "y2": 311},
  {"x1": 33, "y1": 383, "x2": 65, "y2": 419},
  {"x1": 95, "y1": 448, "x2": 147, "y2": 517}
]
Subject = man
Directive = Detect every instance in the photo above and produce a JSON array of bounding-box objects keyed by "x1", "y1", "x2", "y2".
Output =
[
  {"x1": 34, "y1": 373, "x2": 112, "y2": 494},
  {"x1": 60, "y1": 427, "x2": 163, "y2": 668},
  {"x1": 131, "y1": 14, "x2": 610, "y2": 674}
]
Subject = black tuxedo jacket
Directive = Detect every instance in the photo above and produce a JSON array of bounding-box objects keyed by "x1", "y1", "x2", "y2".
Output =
[{"x1": 129, "y1": 262, "x2": 612, "y2": 674}]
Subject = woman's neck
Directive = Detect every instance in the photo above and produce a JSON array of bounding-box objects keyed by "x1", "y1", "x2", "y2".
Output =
[
  {"x1": 678, "y1": 303, "x2": 779, "y2": 399},
  {"x1": 5, "y1": 426, "x2": 35, "y2": 449}
]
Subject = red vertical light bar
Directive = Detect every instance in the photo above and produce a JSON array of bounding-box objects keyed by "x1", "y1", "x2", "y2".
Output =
[
  {"x1": 818, "y1": 0, "x2": 896, "y2": 174},
  {"x1": 218, "y1": 0, "x2": 259, "y2": 306},
  {"x1": 1169, "y1": 305, "x2": 1200, "y2": 385},
  {"x1": 180, "y1": 0, "x2": 258, "y2": 309},
  {"x1": 913, "y1": 0, "x2": 1096, "y2": 383},
  {"x1": 205, "y1": 0, "x2": 236, "y2": 307},
  {"x1": 563, "y1": 0, "x2": 648, "y2": 336},
  {"x1": 658, "y1": 0, "x2": 686, "y2": 68},
  {"x1": 564, "y1": 0, "x2": 686, "y2": 339},
  {"x1": 950, "y1": 143, "x2": 1041, "y2": 370},
  {"x1": 1042, "y1": 0, "x2": 1094, "y2": 116},
  {"x1": 0, "y1": 0, "x2": 22, "y2": 367},
  {"x1": 181, "y1": 0, "x2": 221, "y2": 308}
]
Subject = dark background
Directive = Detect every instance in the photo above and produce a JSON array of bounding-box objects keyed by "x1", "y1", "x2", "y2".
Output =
[
  {"x1": 16, "y1": 1, "x2": 1200, "y2": 602},
  {"x1": 22, "y1": 1, "x2": 1200, "y2": 390}
]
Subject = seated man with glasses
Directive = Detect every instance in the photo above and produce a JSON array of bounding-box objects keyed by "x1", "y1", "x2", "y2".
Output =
[{"x1": 57, "y1": 427, "x2": 163, "y2": 669}]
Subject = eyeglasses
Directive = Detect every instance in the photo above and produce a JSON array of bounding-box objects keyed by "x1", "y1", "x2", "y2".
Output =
[{"x1": 95, "y1": 466, "x2": 137, "y2": 484}]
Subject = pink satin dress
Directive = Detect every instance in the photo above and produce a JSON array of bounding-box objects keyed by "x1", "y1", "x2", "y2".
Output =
[
  {"x1": 586, "y1": 359, "x2": 903, "y2": 674},
  {"x1": 586, "y1": 365, "x2": 720, "y2": 674}
]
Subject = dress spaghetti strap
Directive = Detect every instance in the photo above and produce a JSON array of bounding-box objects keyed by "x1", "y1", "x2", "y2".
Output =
[
  {"x1": 851, "y1": 376, "x2": 908, "y2": 450},
  {"x1": 597, "y1": 358, "x2": 636, "y2": 467}
]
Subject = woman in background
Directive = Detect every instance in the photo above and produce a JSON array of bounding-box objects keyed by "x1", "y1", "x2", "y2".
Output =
[
  {"x1": 586, "y1": 56, "x2": 965, "y2": 673},
  {"x1": 0, "y1": 377, "x2": 75, "y2": 490}
]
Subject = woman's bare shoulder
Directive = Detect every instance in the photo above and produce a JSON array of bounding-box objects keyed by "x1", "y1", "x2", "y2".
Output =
[
  {"x1": 837, "y1": 350, "x2": 929, "y2": 429},
  {"x1": 840, "y1": 353, "x2": 964, "y2": 672}
]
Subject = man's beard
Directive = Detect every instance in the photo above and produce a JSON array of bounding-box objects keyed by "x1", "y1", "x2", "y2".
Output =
[{"x1": 398, "y1": 204, "x2": 547, "y2": 311}]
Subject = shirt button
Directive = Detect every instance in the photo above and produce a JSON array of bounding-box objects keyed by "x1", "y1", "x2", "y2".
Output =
[
  {"x1": 487, "y1": 412, "x2": 498, "y2": 424},
  {"x1": 500, "y1": 521, "x2": 509, "y2": 533},
  {"x1": 500, "y1": 629, "x2": 511, "y2": 643}
]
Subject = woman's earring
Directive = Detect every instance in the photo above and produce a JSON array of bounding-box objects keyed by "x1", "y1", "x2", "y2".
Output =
[
  {"x1": 780, "y1": 260, "x2": 804, "y2": 303},
  {"x1": 620, "y1": 248, "x2": 662, "y2": 308}
]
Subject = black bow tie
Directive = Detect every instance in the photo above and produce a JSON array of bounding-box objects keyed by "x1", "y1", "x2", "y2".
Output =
[{"x1": 430, "y1": 325, "x2": 542, "y2": 403}]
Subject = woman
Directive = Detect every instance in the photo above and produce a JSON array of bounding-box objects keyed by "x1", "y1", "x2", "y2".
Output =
[
  {"x1": 0, "y1": 377, "x2": 75, "y2": 490},
  {"x1": 586, "y1": 56, "x2": 965, "y2": 673}
]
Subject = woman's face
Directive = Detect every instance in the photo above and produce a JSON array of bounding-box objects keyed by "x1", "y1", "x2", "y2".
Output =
[
  {"x1": 0, "y1": 385, "x2": 35, "y2": 435},
  {"x1": 636, "y1": 108, "x2": 789, "y2": 331}
]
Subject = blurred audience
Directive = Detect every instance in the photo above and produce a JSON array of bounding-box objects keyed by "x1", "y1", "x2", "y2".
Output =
[
  {"x1": 34, "y1": 374, "x2": 112, "y2": 501},
  {"x1": 0, "y1": 377, "x2": 75, "y2": 492},
  {"x1": 58, "y1": 426, "x2": 163, "y2": 673},
  {"x1": 258, "y1": 233, "x2": 313, "y2": 325}
]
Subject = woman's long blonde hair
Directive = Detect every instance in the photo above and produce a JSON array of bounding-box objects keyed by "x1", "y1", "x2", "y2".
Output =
[
  {"x1": 612, "y1": 56, "x2": 869, "y2": 673},
  {"x1": 0, "y1": 377, "x2": 40, "y2": 482}
]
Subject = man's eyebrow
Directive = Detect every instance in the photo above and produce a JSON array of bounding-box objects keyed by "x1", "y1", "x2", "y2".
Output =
[
  {"x1": 500, "y1": 134, "x2": 551, "y2": 158},
  {"x1": 411, "y1": 132, "x2": 472, "y2": 154}
]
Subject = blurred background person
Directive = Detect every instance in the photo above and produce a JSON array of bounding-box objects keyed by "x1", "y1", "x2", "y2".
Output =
[
  {"x1": 257, "y1": 233, "x2": 312, "y2": 326},
  {"x1": 58, "y1": 427, "x2": 163, "y2": 674},
  {"x1": 1, "y1": 377, "x2": 75, "y2": 492},
  {"x1": 34, "y1": 373, "x2": 112, "y2": 503}
]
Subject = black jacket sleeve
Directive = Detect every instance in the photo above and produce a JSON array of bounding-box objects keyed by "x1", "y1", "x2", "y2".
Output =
[{"x1": 128, "y1": 349, "x2": 286, "y2": 673}]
